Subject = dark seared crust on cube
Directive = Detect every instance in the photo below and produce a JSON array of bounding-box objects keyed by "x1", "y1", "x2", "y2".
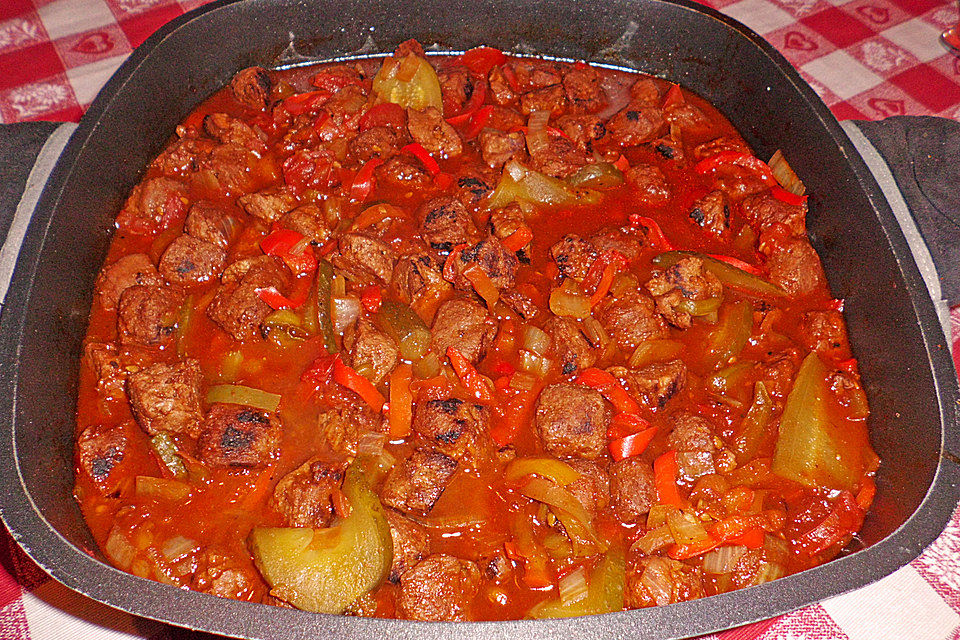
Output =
[
  {"x1": 117, "y1": 285, "x2": 183, "y2": 346},
  {"x1": 431, "y1": 298, "x2": 497, "y2": 364},
  {"x1": 197, "y1": 403, "x2": 281, "y2": 468},
  {"x1": 127, "y1": 359, "x2": 203, "y2": 438},
  {"x1": 562, "y1": 64, "x2": 605, "y2": 113},
  {"x1": 84, "y1": 341, "x2": 128, "y2": 400},
  {"x1": 397, "y1": 554, "x2": 481, "y2": 621},
  {"x1": 207, "y1": 256, "x2": 292, "y2": 341},
  {"x1": 418, "y1": 197, "x2": 479, "y2": 253},
  {"x1": 385, "y1": 509, "x2": 430, "y2": 583},
  {"x1": 544, "y1": 316, "x2": 598, "y2": 375},
  {"x1": 349, "y1": 126, "x2": 404, "y2": 163},
  {"x1": 689, "y1": 190, "x2": 729, "y2": 236},
  {"x1": 607, "y1": 106, "x2": 664, "y2": 146},
  {"x1": 159, "y1": 234, "x2": 227, "y2": 287},
  {"x1": 77, "y1": 421, "x2": 130, "y2": 494},
  {"x1": 519, "y1": 84, "x2": 568, "y2": 116},
  {"x1": 332, "y1": 233, "x2": 397, "y2": 285},
  {"x1": 550, "y1": 234, "x2": 598, "y2": 282},
  {"x1": 95, "y1": 253, "x2": 162, "y2": 312},
  {"x1": 645, "y1": 256, "x2": 723, "y2": 329},
  {"x1": 271, "y1": 458, "x2": 346, "y2": 528},
  {"x1": 451, "y1": 235, "x2": 518, "y2": 291},
  {"x1": 534, "y1": 383, "x2": 608, "y2": 459},
  {"x1": 392, "y1": 251, "x2": 446, "y2": 306},
  {"x1": 380, "y1": 450, "x2": 458, "y2": 516},
  {"x1": 596, "y1": 290, "x2": 668, "y2": 351},
  {"x1": 230, "y1": 66, "x2": 272, "y2": 111},
  {"x1": 413, "y1": 398, "x2": 490, "y2": 460},
  {"x1": 608, "y1": 360, "x2": 687, "y2": 409},
  {"x1": 610, "y1": 456, "x2": 656, "y2": 523}
]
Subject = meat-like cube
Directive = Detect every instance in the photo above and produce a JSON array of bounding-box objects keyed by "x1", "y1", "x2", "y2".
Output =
[
  {"x1": 418, "y1": 197, "x2": 479, "y2": 253},
  {"x1": 610, "y1": 456, "x2": 656, "y2": 523},
  {"x1": 413, "y1": 398, "x2": 490, "y2": 460},
  {"x1": 407, "y1": 106, "x2": 463, "y2": 158},
  {"x1": 185, "y1": 202, "x2": 235, "y2": 248},
  {"x1": 347, "y1": 317, "x2": 399, "y2": 384},
  {"x1": 544, "y1": 316, "x2": 598, "y2": 375},
  {"x1": 645, "y1": 256, "x2": 723, "y2": 328},
  {"x1": 279, "y1": 204, "x2": 331, "y2": 244},
  {"x1": 630, "y1": 78, "x2": 661, "y2": 105},
  {"x1": 520, "y1": 84, "x2": 568, "y2": 116},
  {"x1": 488, "y1": 66, "x2": 518, "y2": 105},
  {"x1": 557, "y1": 114, "x2": 607, "y2": 152},
  {"x1": 237, "y1": 188, "x2": 296, "y2": 223},
  {"x1": 95, "y1": 253, "x2": 162, "y2": 312},
  {"x1": 664, "y1": 102, "x2": 711, "y2": 134},
  {"x1": 607, "y1": 106, "x2": 664, "y2": 146},
  {"x1": 626, "y1": 164, "x2": 671, "y2": 205},
  {"x1": 197, "y1": 403, "x2": 281, "y2": 467},
  {"x1": 159, "y1": 234, "x2": 227, "y2": 287},
  {"x1": 742, "y1": 192, "x2": 807, "y2": 237},
  {"x1": 386, "y1": 509, "x2": 430, "y2": 583},
  {"x1": 316, "y1": 397, "x2": 385, "y2": 457},
  {"x1": 77, "y1": 422, "x2": 131, "y2": 494},
  {"x1": 392, "y1": 251, "x2": 447, "y2": 306},
  {"x1": 608, "y1": 360, "x2": 687, "y2": 409},
  {"x1": 566, "y1": 459, "x2": 611, "y2": 519},
  {"x1": 694, "y1": 136, "x2": 751, "y2": 161},
  {"x1": 431, "y1": 298, "x2": 497, "y2": 363},
  {"x1": 500, "y1": 289, "x2": 538, "y2": 320},
  {"x1": 451, "y1": 236, "x2": 518, "y2": 290},
  {"x1": 349, "y1": 126, "x2": 403, "y2": 163},
  {"x1": 152, "y1": 136, "x2": 215, "y2": 176},
  {"x1": 230, "y1": 66, "x2": 272, "y2": 111},
  {"x1": 397, "y1": 554, "x2": 480, "y2": 621},
  {"x1": 626, "y1": 557, "x2": 704, "y2": 607},
  {"x1": 667, "y1": 412, "x2": 717, "y2": 482},
  {"x1": 332, "y1": 233, "x2": 396, "y2": 285},
  {"x1": 651, "y1": 137, "x2": 684, "y2": 163},
  {"x1": 380, "y1": 450, "x2": 458, "y2": 515},
  {"x1": 511, "y1": 59, "x2": 562, "y2": 91},
  {"x1": 765, "y1": 236, "x2": 826, "y2": 297},
  {"x1": 84, "y1": 342, "x2": 132, "y2": 400},
  {"x1": 550, "y1": 234, "x2": 598, "y2": 282},
  {"x1": 487, "y1": 105, "x2": 525, "y2": 131},
  {"x1": 535, "y1": 383, "x2": 608, "y2": 459},
  {"x1": 713, "y1": 165, "x2": 770, "y2": 201},
  {"x1": 455, "y1": 173, "x2": 495, "y2": 208},
  {"x1": 438, "y1": 66, "x2": 483, "y2": 116},
  {"x1": 203, "y1": 112, "x2": 266, "y2": 153},
  {"x1": 689, "y1": 190, "x2": 729, "y2": 236},
  {"x1": 207, "y1": 256, "x2": 292, "y2": 341},
  {"x1": 376, "y1": 156, "x2": 432, "y2": 191},
  {"x1": 271, "y1": 458, "x2": 345, "y2": 528},
  {"x1": 478, "y1": 129, "x2": 524, "y2": 169},
  {"x1": 488, "y1": 204, "x2": 524, "y2": 241},
  {"x1": 799, "y1": 310, "x2": 850, "y2": 359},
  {"x1": 528, "y1": 135, "x2": 588, "y2": 178},
  {"x1": 192, "y1": 549, "x2": 265, "y2": 601},
  {"x1": 117, "y1": 285, "x2": 183, "y2": 346},
  {"x1": 127, "y1": 359, "x2": 203, "y2": 438},
  {"x1": 761, "y1": 351, "x2": 798, "y2": 400},
  {"x1": 596, "y1": 290, "x2": 668, "y2": 351},
  {"x1": 563, "y1": 64, "x2": 605, "y2": 112},
  {"x1": 116, "y1": 177, "x2": 189, "y2": 235},
  {"x1": 324, "y1": 84, "x2": 366, "y2": 122},
  {"x1": 589, "y1": 226, "x2": 643, "y2": 262}
]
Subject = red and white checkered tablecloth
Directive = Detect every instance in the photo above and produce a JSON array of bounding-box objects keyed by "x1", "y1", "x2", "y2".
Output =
[{"x1": 1, "y1": 0, "x2": 960, "y2": 639}]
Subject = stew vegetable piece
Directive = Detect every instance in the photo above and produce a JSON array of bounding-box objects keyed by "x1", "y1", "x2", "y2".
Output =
[{"x1": 75, "y1": 40, "x2": 878, "y2": 620}]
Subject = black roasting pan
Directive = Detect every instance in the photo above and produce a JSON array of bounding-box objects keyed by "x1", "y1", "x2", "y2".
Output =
[{"x1": 1, "y1": 0, "x2": 959, "y2": 638}]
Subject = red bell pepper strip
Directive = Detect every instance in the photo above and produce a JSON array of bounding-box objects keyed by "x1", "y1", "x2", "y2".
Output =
[
  {"x1": 300, "y1": 353, "x2": 338, "y2": 389},
  {"x1": 628, "y1": 215, "x2": 674, "y2": 251},
  {"x1": 402, "y1": 142, "x2": 440, "y2": 176},
  {"x1": 706, "y1": 253, "x2": 763, "y2": 277},
  {"x1": 281, "y1": 90, "x2": 331, "y2": 115},
  {"x1": 729, "y1": 527, "x2": 766, "y2": 549},
  {"x1": 694, "y1": 151, "x2": 777, "y2": 186},
  {"x1": 349, "y1": 158, "x2": 384, "y2": 201},
  {"x1": 358, "y1": 102, "x2": 406, "y2": 132},
  {"x1": 457, "y1": 46, "x2": 507, "y2": 76},
  {"x1": 501, "y1": 226, "x2": 533, "y2": 252},
  {"x1": 609, "y1": 426, "x2": 657, "y2": 462},
  {"x1": 442, "y1": 243, "x2": 468, "y2": 281},
  {"x1": 613, "y1": 154, "x2": 631, "y2": 172},
  {"x1": 662, "y1": 83, "x2": 684, "y2": 110},
  {"x1": 388, "y1": 363, "x2": 413, "y2": 438},
  {"x1": 256, "y1": 286, "x2": 308, "y2": 310},
  {"x1": 653, "y1": 450, "x2": 686, "y2": 509},
  {"x1": 770, "y1": 185, "x2": 808, "y2": 206},
  {"x1": 447, "y1": 347, "x2": 495, "y2": 403},
  {"x1": 333, "y1": 355, "x2": 386, "y2": 411},
  {"x1": 589, "y1": 262, "x2": 618, "y2": 308},
  {"x1": 463, "y1": 104, "x2": 494, "y2": 139},
  {"x1": 607, "y1": 412, "x2": 652, "y2": 439},
  {"x1": 260, "y1": 229, "x2": 318, "y2": 275},
  {"x1": 668, "y1": 517, "x2": 768, "y2": 560},
  {"x1": 360, "y1": 285, "x2": 383, "y2": 313},
  {"x1": 576, "y1": 368, "x2": 640, "y2": 415}
]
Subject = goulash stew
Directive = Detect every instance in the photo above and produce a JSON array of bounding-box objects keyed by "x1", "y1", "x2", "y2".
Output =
[{"x1": 75, "y1": 40, "x2": 878, "y2": 621}]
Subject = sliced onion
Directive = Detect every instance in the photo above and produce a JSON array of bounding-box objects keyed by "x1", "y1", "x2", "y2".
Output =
[
  {"x1": 525, "y1": 111, "x2": 551, "y2": 158},
  {"x1": 331, "y1": 295, "x2": 361, "y2": 334},
  {"x1": 519, "y1": 350, "x2": 554, "y2": 378},
  {"x1": 509, "y1": 372, "x2": 537, "y2": 392},
  {"x1": 581, "y1": 317, "x2": 609, "y2": 348},
  {"x1": 549, "y1": 289, "x2": 591, "y2": 319},
  {"x1": 666, "y1": 510, "x2": 710, "y2": 545},
  {"x1": 768, "y1": 150, "x2": 805, "y2": 196},
  {"x1": 522, "y1": 325, "x2": 552, "y2": 356},
  {"x1": 357, "y1": 431, "x2": 387, "y2": 457},
  {"x1": 105, "y1": 529, "x2": 136, "y2": 569},
  {"x1": 702, "y1": 544, "x2": 747, "y2": 574},
  {"x1": 753, "y1": 561, "x2": 785, "y2": 585},
  {"x1": 136, "y1": 476, "x2": 191, "y2": 502},
  {"x1": 640, "y1": 558, "x2": 674, "y2": 606},
  {"x1": 634, "y1": 524, "x2": 674, "y2": 555},
  {"x1": 558, "y1": 566, "x2": 589, "y2": 605},
  {"x1": 161, "y1": 535, "x2": 199, "y2": 562}
]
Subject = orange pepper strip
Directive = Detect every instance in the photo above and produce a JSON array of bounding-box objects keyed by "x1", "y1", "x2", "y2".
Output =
[
  {"x1": 609, "y1": 426, "x2": 657, "y2": 462},
  {"x1": 589, "y1": 262, "x2": 618, "y2": 307},
  {"x1": 576, "y1": 368, "x2": 640, "y2": 415},
  {"x1": 502, "y1": 226, "x2": 534, "y2": 252},
  {"x1": 653, "y1": 450, "x2": 686, "y2": 509},
  {"x1": 856, "y1": 476, "x2": 876, "y2": 510},
  {"x1": 388, "y1": 363, "x2": 413, "y2": 438},
  {"x1": 668, "y1": 515, "x2": 769, "y2": 560},
  {"x1": 447, "y1": 347, "x2": 495, "y2": 404},
  {"x1": 332, "y1": 355, "x2": 386, "y2": 411}
]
